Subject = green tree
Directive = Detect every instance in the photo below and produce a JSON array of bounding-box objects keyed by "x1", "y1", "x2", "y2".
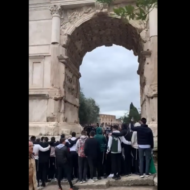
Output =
[
  {"x1": 78, "y1": 90, "x2": 88, "y2": 125},
  {"x1": 121, "y1": 102, "x2": 141, "y2": 124},
  {"x1": 78, "y1": 89, "x2": 100, "y2": 125},
  {"x1": 128, "y1": 102, "x2": 141, "y2": 122},
  {"x1": 96, "y1": 0, "x2": 157, "y2": 22},
  {"x1": 85, "y1": 98, "x2": 100, "y2": 124}
]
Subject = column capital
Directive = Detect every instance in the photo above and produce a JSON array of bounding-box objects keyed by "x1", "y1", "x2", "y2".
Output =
[{"x1": 50, "y1": 5, "x2": 62, "y2": 16}]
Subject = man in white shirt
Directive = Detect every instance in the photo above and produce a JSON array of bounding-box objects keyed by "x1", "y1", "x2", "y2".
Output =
[{"x1": 107, "y1": 125, "x2": 131, "y2": 180}]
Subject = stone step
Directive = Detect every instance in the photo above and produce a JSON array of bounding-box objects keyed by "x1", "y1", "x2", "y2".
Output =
[
  {"x1": 50, "y1": 175, "x2": 155, "y2": 189},
  {"x1": 41, "y1": 185, "x2": 157, "y2": 190}
]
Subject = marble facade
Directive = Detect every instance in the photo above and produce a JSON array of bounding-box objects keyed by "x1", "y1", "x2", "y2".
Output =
[{"x1": 29, "y1": 0, "x2": 157, "y2": 149}]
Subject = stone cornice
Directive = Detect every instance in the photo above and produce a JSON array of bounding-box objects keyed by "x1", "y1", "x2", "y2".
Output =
[
  {"x1": 29, "y1": 94, "x2": 49, "y2": 99},
  {"x1": 29, "y1": 0, "x2": 136, "y2": 10},
  {"x1": 29, "y1": 88, "x2": 60, "y2": 97}
]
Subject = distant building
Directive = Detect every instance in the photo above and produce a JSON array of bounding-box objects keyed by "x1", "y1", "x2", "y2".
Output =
[{"x1": 99, "y1": 114, "x2": 122, "y2": 126}]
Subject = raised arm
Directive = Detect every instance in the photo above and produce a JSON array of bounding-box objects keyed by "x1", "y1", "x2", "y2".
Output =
[
  {"x1": 131, "y1": 122, "x2": 141, "y2": 131},
  {"x1": 38, "y1": 144, "x2": 50, "y2": 152}
]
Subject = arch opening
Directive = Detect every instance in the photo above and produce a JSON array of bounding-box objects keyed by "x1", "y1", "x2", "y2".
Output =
[
  {"x1": 58, "y1": 13, "x2": 146, "y2": 125},
  {"x1": 80, "y1": 45, "x2": 140, "y2": 126}
]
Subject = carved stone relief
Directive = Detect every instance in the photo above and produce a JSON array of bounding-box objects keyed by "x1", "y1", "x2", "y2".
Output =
[
  {"x1": 144, "y1": 83, "x2": 157, "y2": 123},
  {"x1": 95, "y1": 1, "x2": 108, "y2": 12},
  {"x1": 144, "y1": 83, "x2": 157, "y2": 98},
  {"x1": 60, "y1": 6, "x2": 96, "y2": 36},
  {"x1": 64, "y1": 67, "x2": 77, "y2": 97}
]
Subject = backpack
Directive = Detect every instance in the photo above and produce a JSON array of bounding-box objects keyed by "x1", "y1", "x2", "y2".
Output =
[
  {"x1": 111, "y1": 136, "x2": 121, "y2": 152},
  {"x1": 78, "y1": 139, "x2": 86, "y2": 157}
]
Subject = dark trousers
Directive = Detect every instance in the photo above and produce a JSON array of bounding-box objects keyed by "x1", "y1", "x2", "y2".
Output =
[
  {"x1": 49, "y1": 157, "x2": 55, "y2": 179},
  {"x1": 121, "y1": 155, "x2": 126, "y2": 175},
  {"x1": 139, "y1": 148, "x2": 151, "y2": 175},
  {"x1": 131, "y1": 148, "x2": 139, "y2": 174},
  {"x1": 35, "y1": 159, "x2": 40, "y2": 185},
  {"x1": 87, "y1": 157, "x2": 97, "y2": 179},
  {"x1": 97, "y1": 152, "x2": 105, "y2": 177},
  {"x1": 105, "y1": 152, "x2": 111, "y2": 175},
  {"x1": 70, "y1": 151, "x2": 78, "y2": 179},
  {"x1": 111, "y1": 153, "x2": 121, "y2": 177},
  {"x1": 78, "y1": 157, "x2": 87, "y2": 181},
  {"x1": 39, "y1": 162, "x2": 48, "y2": 185},
  {"x1": 124, "y1": 145, "x2": 132, "y2": 175},
  {"x1": 57, "y1": 163, "x2": 73, "y2": 189}
]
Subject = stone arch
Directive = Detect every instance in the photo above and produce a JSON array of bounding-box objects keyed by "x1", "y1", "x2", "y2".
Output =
[
  {"x1": 58, "y1": 11, "x2": 147, "y2": 130},
  {"x1": 61, "y1": 12, "x2": 145, "y2": 71}
]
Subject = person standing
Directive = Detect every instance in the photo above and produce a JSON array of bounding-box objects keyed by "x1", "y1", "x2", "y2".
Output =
[
  {"x1": 84, "y1": 131, "x2": 100, "y2": 182},
  {"x1": 131, "y1": 118, "x2": 154, "y2": 178},
  {"x1": 29, "y1": 141, "x2": 37, "y2": 190},
  {"x1": 38, "y1": 139, "x2": 50, "y2": 186},
  {"x1": 55, "y1": 138, "x2": 78, "y2": 190},
  {"x1": 131, "y1": 122, "x2": 140, "y2": 174},
  {"x1": 111, "y1": 124, "x2": 133, "y2": 176},
  {"x1": 94, "y1": 127, "x2": 107, "y2": 179},
  {"x1": 49, "y1": 137, "x2": 56, "y2": 181},
  {"x1": 31, "y1": 136, "x2": 50, "y2": 186},
  {"x1": 68, "y1": 132, "x2": 78, "y2": 180},
  {"x1": 76, "y1": 131, "x2": 88, "y2": 183},
  {"x1": 107, "y1": 125, "x2": 131, "y2": 180}
]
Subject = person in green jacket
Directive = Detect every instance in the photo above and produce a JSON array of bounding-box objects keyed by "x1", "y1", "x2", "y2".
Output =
[{"x1": 94, "y1": 127, "x2": 107, "y2": 179}]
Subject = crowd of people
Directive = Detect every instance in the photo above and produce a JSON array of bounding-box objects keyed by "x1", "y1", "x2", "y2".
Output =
[{"x1": 28, "y1": 117, "x2": 155, "y2": 190}]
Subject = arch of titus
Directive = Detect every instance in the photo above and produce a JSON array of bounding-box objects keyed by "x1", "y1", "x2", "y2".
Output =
[{"x1": 29, "y1": 0, "x2": 157, "y2": 148}]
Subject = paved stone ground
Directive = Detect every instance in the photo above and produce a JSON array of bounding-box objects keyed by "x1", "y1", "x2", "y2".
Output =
[
  {"x1": 42, "y1": 185, "x2": 156, "y2": 190},
  {"x1": 39, "y1": 175, "x2": 156, "y2": 190}
]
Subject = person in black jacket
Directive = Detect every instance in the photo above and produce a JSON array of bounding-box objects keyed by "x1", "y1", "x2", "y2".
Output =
[
  {"x1": 131, "y1": 118, "x2": 154, "y2": 178},
  {"x1": 49, "y1": 137, "x2": 56, "y2": 180},
  {"x1": 38, "y1": 140, "x2": 50, "y2": 187},
  {"x1": 84, "y1": 131, "x2": 100, "y2": 182},
  {"x1": 55, "y1": 138, "x2": 78, "y2": 190},
  {"x1": 59, "y1": 134, "x2": 78, "y2": 148}
]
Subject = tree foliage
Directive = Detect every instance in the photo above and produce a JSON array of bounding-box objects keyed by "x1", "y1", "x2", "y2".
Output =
[
  {"x1": 79, "y1": 89, "x2": 100, "y2": 125},
  {"x1": 120, "y1": 102, "x2": 141, "y2": 124},
  {"x1": 96, "y1": 0, "x2": 157, "y2": 22}
]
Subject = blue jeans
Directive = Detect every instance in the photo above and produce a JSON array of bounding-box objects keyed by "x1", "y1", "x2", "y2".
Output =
[{"x1": 139, "y1": 148, "x2": 151, "y2": 175}]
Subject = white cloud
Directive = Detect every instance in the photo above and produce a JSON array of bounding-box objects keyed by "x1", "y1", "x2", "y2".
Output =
[{"x1": 80, "y1": 45, "x2": 140, "y2": 118}]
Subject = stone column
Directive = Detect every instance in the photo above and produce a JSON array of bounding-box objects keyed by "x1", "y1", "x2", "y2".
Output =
[
  {"x1": 48, "y1": 5, "x2": 62, "y2": 128},
  {"x1": 49, "y1": 5, "x2": 62, "y2": 88},
  {"x1": 50, "y1": 5, "x2": 62, "y2": 44},
  {"x1": 148, "y1": 7, "x2": 157, "y2": 150}
]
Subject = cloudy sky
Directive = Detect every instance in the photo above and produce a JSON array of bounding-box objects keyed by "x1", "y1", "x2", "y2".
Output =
[{"x1": 79, "y1": 45, "x2": 140, "y2": 118}]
